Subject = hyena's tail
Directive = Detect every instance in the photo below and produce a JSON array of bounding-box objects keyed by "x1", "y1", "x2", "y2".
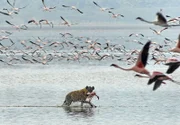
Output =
[{"x1": 61, "y1": 100, "x2": 67, "y2": 107}]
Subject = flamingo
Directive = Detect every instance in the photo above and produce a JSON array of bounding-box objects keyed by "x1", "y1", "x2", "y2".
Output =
[
  {"x1": 165, "y1": 57, "x2": 180, "y2": 74},
  {"x1": 0, "y1": 10, "x2": 16, "y2": 17},
  {"x1": 129, "y1": 33, "x2": 144, "y2": 37},
  {"x1": 41, "y1": 0, "x2": 56, "y2": 12},
  {"x1": 136, "y1": 12, "x2": 180, "y2": 27},
  {"x1": 6, "y1": 0, "x2": 28, "y2": 12},
  {"x1": 62, "y1": 5, "x2": 83, "y2": 14},
  {"x1": 93, "y1": 1, "x2": 114, "y2": 11},
  {"x1": 167, "y1": 17, "x2": 180, "y2": 24},
  {"x1": 59, "y1": 33, "x2": 73, "y2": 38},
  {"x1": 108, "y1": 11, "x2": 124, "y2": 18},
  {"x1": 110, "y1": 41, "x2": 151, "y2": 76},
  {"x1": 86, "y1": 92, "x2": 99, "y2": 102},
  {"x1": 149, "y1": 27, "x2": 168, "y2": 35},
  {"x1": 39, "y1": 19, "x2": 53, "y2": 28},
  {"x1": 170, "y1": 34, "x2": 180, "y2": 53},
  {"x1": 0, "y1": 30, "x2": 13, "y2": 35},
  {"x1": 5, "y1": 20, "x2": 28, "y2": 30},
  {"x1": 135, "y1": 71, "x2": 180, "y2": 91},
  {"x1": 60, "y1": 16, "x2": 72, "y2": 27},
  {"x1": 0, "y1": 35, "x2": 9, "y2": 41},
  {"x1": 28, "y1": 19, "x2": 39, "y2": 25}
]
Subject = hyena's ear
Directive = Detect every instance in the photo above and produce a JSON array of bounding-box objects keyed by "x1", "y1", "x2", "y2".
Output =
[
  {"x1": 92, "y1": 86, "x2": 95, "y2": 90},
  {"x1": 86, "y1": 86, "x2": 89, "y2": 89}
]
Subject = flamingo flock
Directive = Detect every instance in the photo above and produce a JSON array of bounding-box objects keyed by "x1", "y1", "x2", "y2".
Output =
[{"x1": 0, "y1": 0, "x2": 180, "y2": 92}]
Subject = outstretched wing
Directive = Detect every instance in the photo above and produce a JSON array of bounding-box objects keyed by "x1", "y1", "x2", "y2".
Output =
[
  {"x1": 93, "y1": 1, "x2": 102, "y2": 8},
  {"x1": 108, "y1": 11, "x2": 114, "y2": 15},
  {"x1": 62, "y1": 5, "x2": 70, "y2": 8},
  {"x1": 39, "y1": 19, "x2": 46, "y2": 23},
  {"x1": 0, "y1": 11, "x2": 10, "y2": 16},
  {"x1": 5, "y1": 20, "x2": 14, "y2": 26},
  {"x1": 42, "y1": 0, "x2": 46, "y2": 7},
  {"x1": 153, "y1": 80, "x2": 163, "y2": 91},
  {"x1": 136, "y1": 41, "x2": 151, "y2": 68},
  {"x1": 60, "y1": 16, "x2": 66, "y2": 22},
  {"x1": 49, "y1": 6, "x2": 56, "y2": 9},
  {"x1": 7, "y1": 0, "x2": 14, "y2": 7},
  {"x1": 77, "y1": 9, "x2": 83, "y2": 14},
  {"x1": 149, "y1": 27, "x2": 157, "y2": 34},
  {"x1": 160, "y1": 27, "x2": 168, "y2": 33},
  {"x1": 156, "y1": 12, "x2": 167, "y2": 24},
  {"x1": 28, "y1": 20, "x2": 35, "y2": 24},
  {"x1": 148, "y1": 74, "x2": 165, "y2": 85},
  {"x1": 165, "y1": 62, "x2": 180, "y2": 74}
]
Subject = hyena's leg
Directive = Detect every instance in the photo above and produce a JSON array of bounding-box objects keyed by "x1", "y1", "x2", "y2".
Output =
[
  {"x1": 82, "y1": 101, "x2": 96, "y2": 108},
  {"x1": 81, "y1": 102, "x2": 84, "y2": 107},
  {"x1": 63, "y1": 94, "x2": 72, "y2": 106}
]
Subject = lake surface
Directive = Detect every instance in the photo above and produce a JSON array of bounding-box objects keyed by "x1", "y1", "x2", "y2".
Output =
[{"x1": 1, "y1": 25, "x2": 180, "y2": 125}]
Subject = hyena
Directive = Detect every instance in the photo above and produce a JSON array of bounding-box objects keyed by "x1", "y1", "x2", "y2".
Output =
[{"x1": 62, "y1": 86, "x2": 97, "y2": 107}]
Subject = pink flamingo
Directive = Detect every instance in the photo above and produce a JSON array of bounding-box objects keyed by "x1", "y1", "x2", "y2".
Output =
[
  {"x1": 165, "y1": 57, "x2": 180, "y2": 74},
  {"x1": 86, "y1": 92, "x2": 99, "y2": 102},
  {"x1": 110, "y1": 41, "x2": 151, "y2": 76},
  {"x1": 41, "y1": 0, "x2": 56, "y2": 12},
  {"x1": 135, "y1": 71, "x2": 180, "y2": 91}
]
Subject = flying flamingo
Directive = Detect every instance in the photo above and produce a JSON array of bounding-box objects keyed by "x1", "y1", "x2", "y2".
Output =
[
  {"x1": 135, "y1": 71, "x2": 180, "y2": 91},
  {"x1": 167, "y1": 17, "x2": 180, "y2": 24},
  {"x1": 165, "y1": 57, "x2": 180, "y2": 74},
  {"x1": 28, "y1": 19, "x2": 39, "y2": 25},
  {"x1": 93, "y1": 1, "x2": 114, "y2": 12},
  {"x1": 5, "y1": 20, "x2": 28, "y2": 30},
  {"x1": 62, "y1": 5, "x2": 83, "y2": 14},
  {"x1": 149, "y1": 27, "x2": 168, "y2": 35},
  {"x1": 6, "y1": 0, "x2": 28, "y2": 12},
  {"x1": 108, "y1": 11, "x2": 124, "y2": 18},
  {"x1": 41, "y1": 0, "x2": 56, "y2": 12},
  {"x1": 60, "y1": 16, "x2": 74, "y2": 27},
  {"x1": 0, "y1": 9, "x2": 17, "y2": 18},
  {"x1": 110, "y1": 41, "x2": 151, "y2": 76},
  {"x1": 129, "y1": 33, "x2": 144, "y2": 37},
  {"x1": 136, "y1": 12, "x2": 180, "y2": 27},
  {"x1": 39, "y1": 19, "x2": 53, "y2": 28}
]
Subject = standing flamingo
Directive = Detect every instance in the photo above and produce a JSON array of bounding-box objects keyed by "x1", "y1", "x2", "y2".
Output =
[{"x1": 110, "y1": 41, "x2": 151, "y2": 76}]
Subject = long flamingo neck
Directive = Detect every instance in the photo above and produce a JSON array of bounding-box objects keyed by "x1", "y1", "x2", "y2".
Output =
[
  {"x1": 140, "y1": 19, "x2": 154, "y2": 24},
  {"x1": 170, "y1": 48, "x2": 180, "y2": 53},
  {"x1": 111, "y1": 64, "x2": 132, "y2": 71},
  {"x1": 117, "y1": 66, "x2": 132, "y2": 71}
]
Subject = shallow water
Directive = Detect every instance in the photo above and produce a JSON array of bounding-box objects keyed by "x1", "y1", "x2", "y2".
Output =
[
  {"x1": 1, "y1": 20, "x2": 180, "y2": 125},
  {"x1": 1, "y1": 64, "x2": 180, "y2": 125}
]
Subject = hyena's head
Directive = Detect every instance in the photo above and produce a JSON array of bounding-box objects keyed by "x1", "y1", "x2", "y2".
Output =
[{"x1": 85, "y1": 86, "x2": 95, "y2": 93}]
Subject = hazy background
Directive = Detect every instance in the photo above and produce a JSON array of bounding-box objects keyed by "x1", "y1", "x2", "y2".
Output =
[{"x1": 0, "y1": 0, "x2": 180, "y2": 26}]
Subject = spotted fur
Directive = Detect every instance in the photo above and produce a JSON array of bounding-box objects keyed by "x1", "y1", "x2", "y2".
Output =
[{"x1": 62, "y1": 86, "x2": 96, "y2": 107}]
